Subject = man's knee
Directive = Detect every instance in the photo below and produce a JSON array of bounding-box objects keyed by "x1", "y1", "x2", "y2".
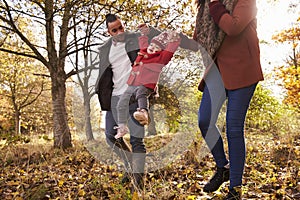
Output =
[{"x1": 105, "y1": 131, "x2": 117, "y2": 146}]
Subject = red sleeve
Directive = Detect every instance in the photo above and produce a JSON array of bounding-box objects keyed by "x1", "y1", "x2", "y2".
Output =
[
  {"x1": 209, "y1": 1, "x2": 229, "y2": 24},
  {"x1": 210, "y1": 0, "x2": 258, "y2": 36},
  {"x1": 158, "y1": 40, "x2": 181, "y2": 65},
  {"x1": 138, "y1": 35, "x2": 149, "y2": 49}
]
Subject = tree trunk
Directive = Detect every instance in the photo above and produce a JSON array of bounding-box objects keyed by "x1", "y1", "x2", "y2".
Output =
[
  {"x1": 44, "y1": 0, "x2": 72, "y2": 149},
  {"x1": 51, "y1": 71, "x2": 72, "y2": 149},
  {"x1": 84, "y1": 95, "x2": 94, "y2": 141},
  {"x1": 14, "y1": 110, "x2": 20, "y2": 135}
]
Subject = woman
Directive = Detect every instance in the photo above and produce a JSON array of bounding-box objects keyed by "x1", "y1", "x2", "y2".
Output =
[{"x1": 193, "y1": 0, "x2": 264, "y2": 199}]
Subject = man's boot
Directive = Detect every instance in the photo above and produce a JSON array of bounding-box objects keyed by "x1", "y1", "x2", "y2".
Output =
[
  {"x1": 131, "y1": 152, "x2": 146, "y2": 193},
  {"x1": 108, "y1": 137, "x2": 132, "y2": 184},
  {"x1": 131, "y1": 173, "x2": 144, "y2": 192}
]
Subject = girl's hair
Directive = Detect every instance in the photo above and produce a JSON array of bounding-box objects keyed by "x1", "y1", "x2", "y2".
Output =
[{"x1": 105, "y1": 14, "x2": 120, "y2": 28}]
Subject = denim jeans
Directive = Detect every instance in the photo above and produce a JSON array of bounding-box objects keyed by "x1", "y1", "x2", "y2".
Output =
[
  {"x1": 105, "y1": 95, "x2": 146, "y2": 173},
  {"x1": 198, "y1": 66, "x2": 257, "y2": 188}
]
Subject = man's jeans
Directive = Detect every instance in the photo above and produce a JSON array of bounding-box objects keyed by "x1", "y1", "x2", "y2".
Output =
[{"x1": 105, "y1": 95, "x2": 146, "y2": 173}]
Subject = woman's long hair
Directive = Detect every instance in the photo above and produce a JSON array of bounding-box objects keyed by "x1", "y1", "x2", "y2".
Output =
[{"x1": 195, "y1": 0, "x2": 206, "y2": 8}]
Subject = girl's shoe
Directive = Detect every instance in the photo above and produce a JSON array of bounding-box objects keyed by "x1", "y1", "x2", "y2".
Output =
[{"x1": 133, "y1": 109, "x2": 150, "y2": 125}]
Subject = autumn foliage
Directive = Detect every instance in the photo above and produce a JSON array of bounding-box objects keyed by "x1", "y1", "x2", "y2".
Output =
[
  {"x1": 272, "y1": 17, "x2": 300, "y2": 110},
  {"x1": 276, "y1": 65, "x2": 300, "y2": 110},
  {"x1": 0, "y1": 1, "x2": 299, "y2": 199}
]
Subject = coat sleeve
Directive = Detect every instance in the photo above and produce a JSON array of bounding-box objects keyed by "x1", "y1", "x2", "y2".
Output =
[
  {"x1": 148, "y1": 26, "x2": 161, "y2": 39},
  {"x1": 96, "y1": 67, "x2": 113, "y2": 111},
  {"x1": 159, "y1": 40, "x2": 181, "y2": 65},
  {"x1": 138, "y1": 35, "x2": 149, "y2": 49},
  {"x1": 210, "y1": 0, "x2": 257, "y2": 36},
  {"x1": 94, "y1": 40, "x2": 113, "y2": 111},
  {"x1": 179, "y1": 32, "x2": 199, "y2": 52},
  {"x1": 165, "y1": 40, "x2": 181, "y2": 54}
]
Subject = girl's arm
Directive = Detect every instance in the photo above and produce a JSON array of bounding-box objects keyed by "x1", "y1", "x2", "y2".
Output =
[
  {"x1": 159, "y1": 39, "x2": 181, "y2": 65},
  {"x1": 138, "y1": 35, "x2": 149, "y2": 49}
]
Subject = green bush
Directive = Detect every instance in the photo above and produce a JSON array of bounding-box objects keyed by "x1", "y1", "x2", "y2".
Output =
[{"x1": 246, "y1": 84, "x2": 300, "y2": 136}]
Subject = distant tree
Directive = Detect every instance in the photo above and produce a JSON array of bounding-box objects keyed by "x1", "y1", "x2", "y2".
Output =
[
  {"x1": 0, "y1": 0, "x2": 104, "y2": 148},
  {"x1": 21, "y1": 86, "x2": 53, "y2": 135},
  {"x1": 272, "y1": 17, "x2": 300, "y2": 110},
  {"x1": 0, "y1": 35, "x2": 47, "y2": 135},
  {"x1": 0, "y1": 0, "x2": 198, "y2": 147},
  {"x1": 69, "y1": 4, "x2": 106, "y2": 141},
  {"x1": 0, "y1": 95, "x2": 13, "y2": 133}
]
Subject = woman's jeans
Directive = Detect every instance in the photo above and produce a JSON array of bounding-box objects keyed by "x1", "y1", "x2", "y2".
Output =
[{"x1": 198, "y1": 66, "x2": 257, "y2": 188}]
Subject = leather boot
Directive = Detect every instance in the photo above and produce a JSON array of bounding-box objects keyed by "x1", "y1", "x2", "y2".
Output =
[
  {"x1": 109, "y1": 138, "x2": 132, "y2": 183},
  {"x1": 204, "y1": 166, "x2": 230, "y2": 192},
  {"x1": 131, "y1": 152, "x2": 146, "y2": 193},
  {"x1": 132, "y1": 173, "x2": 144, "y2": 192}
]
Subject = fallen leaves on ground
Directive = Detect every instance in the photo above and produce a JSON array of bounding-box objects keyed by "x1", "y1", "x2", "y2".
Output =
[{"x1": 0, "y1": 130, "x2": 299, "y2": 199}]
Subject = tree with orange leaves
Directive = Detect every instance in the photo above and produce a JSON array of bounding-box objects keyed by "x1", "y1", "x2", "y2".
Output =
[{"x1": 272, "y1": 17, "x2": 300, "y2": 110}]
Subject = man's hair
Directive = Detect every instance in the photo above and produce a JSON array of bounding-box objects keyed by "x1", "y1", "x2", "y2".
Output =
[{"x1": 105, "y1": 14, "x2": 120, "y2": 28}]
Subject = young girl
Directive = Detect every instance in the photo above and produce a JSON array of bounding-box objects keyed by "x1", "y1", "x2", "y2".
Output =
[{"x1": 115, "y1": 26, "x2": 181, "y2": 139}]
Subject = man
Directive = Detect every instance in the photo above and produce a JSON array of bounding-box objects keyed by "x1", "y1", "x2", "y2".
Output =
[
  {"x1": 95, "y1": 14, "x2": 199, "y2": 192},
  {"x1": 95, "y1": 14, "x2": 157, "y2": 192}
]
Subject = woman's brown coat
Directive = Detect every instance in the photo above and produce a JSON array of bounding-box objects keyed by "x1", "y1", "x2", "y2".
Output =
[{"x1": 194, "y1": 0, "x2": 263, "y2": 91}]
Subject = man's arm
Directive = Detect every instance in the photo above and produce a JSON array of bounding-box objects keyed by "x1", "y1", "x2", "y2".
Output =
[
  {"x1": 179, "y1": 32, "x2": 199, "y2": 52},
  {"x1": 147, "y1": 26, "x2": 161, "y2": 39}
]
